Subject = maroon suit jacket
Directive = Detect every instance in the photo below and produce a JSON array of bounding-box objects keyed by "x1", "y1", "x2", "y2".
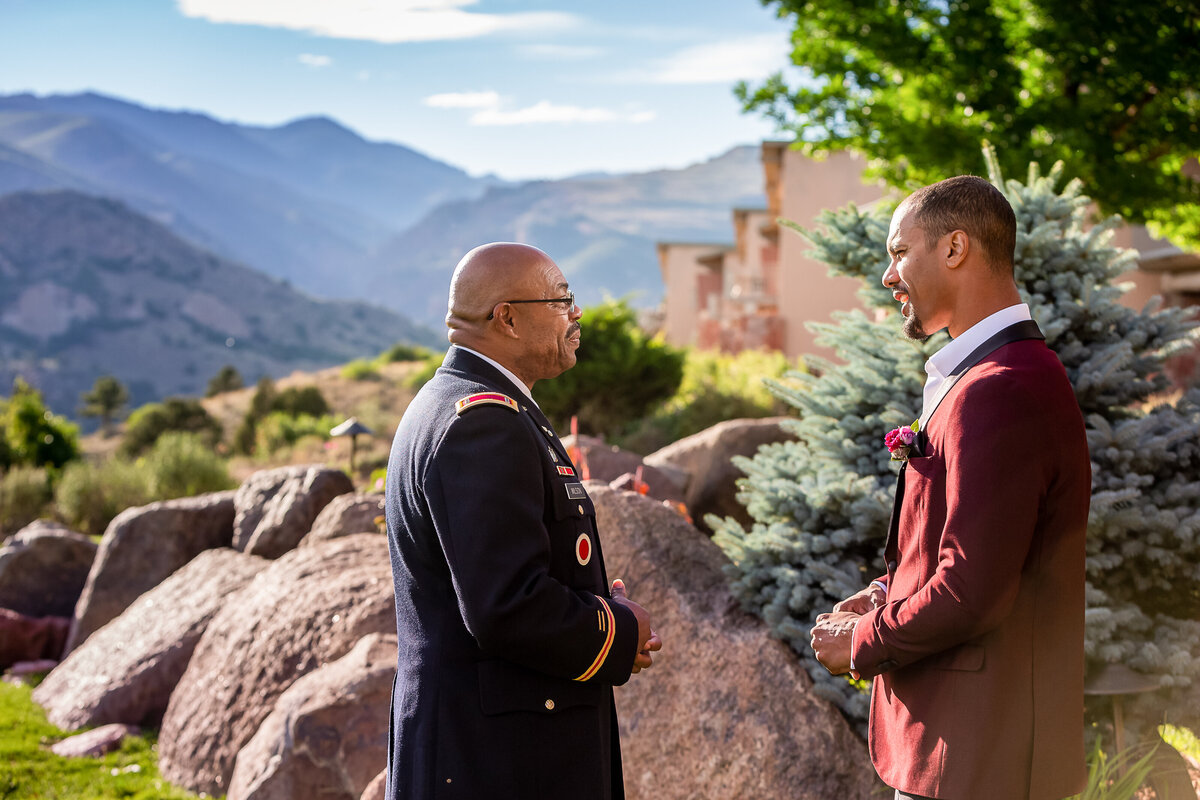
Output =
[{"x1": 851, "y1": 333, "x2": 1091, "y2": 799}]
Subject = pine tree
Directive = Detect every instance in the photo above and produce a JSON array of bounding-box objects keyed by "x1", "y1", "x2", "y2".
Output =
[{"x1": 711, "y1": 147, "x2": 1200, "y2": 735}]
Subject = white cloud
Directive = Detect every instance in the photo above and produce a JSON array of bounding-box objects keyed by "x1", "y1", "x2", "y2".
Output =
[
  {"x1": 423, "y1": 90, "x2": 502, "y2": 109},
  {"x1": 471, "y1": 101, "x2": 655, "y2": 127},
  {"x1": 297, "y1": 53, "x2": 332, "y2": 68},
  {"x1": 643, "y1": 34, "x2": 791, "y2": 85},
  {"x1": 424, "y1": 91, "x2": 655, "y2": 126},
  {"x1": 176, "y1": 0, "x2": 578, "y2": 43}
]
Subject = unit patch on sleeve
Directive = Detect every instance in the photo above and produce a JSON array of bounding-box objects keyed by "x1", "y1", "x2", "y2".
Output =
[{"x1": 455, "y1": 392, "x2": 520, "y2": 415}]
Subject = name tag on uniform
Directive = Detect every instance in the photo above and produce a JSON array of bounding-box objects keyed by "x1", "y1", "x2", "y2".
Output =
[{"x1": 565, "y1": 483, "x2": 587, "y2": 499}]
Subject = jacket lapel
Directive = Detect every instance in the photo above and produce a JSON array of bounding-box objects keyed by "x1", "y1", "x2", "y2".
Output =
[{"x1": 884, "y1": 320, "x2": 1044, "y2": 564}]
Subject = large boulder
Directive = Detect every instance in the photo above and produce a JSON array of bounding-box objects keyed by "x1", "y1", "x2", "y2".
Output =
[
  {"x1": 158, "y1": 534, "x2": 395, "y2": 797},
  {"x1": 233, "y1": 465, "x2": 354, "y2": 558},
  {"x1": 227, "y1": 633, "x2": 397, "y2": 800},
  {"x1": 560, "y1": 434, "x2": 684, "y2": 503},
  {"x1": 300, "y1": 493, "x2": 384, "y2": 548},
  {"x1": 34, "y1": 548, "x2": 268, "y2": 731},
  {"x1": 0, "y1": 608, "x2": 70, "y2": 669},
  {"x1": 644, "y1": 417, "x2": 796, "y2": 532},
  {"x1": 66, "y1": 491, "x2": 235, "y2": 653},
  {"x1": 590, "y1": 484, "x2": 880, "y2": 800},
  {"x1": 0, "y1": 520, "x2": 97, "y2": 617}
]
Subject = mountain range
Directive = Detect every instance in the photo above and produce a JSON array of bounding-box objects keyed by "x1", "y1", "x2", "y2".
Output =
[
  {"x1": 0, "y1": 190, "x2": 440, "y2": 418},
  {"x1": 0, "y1": 91, "x2": 764, "y2": 326}
]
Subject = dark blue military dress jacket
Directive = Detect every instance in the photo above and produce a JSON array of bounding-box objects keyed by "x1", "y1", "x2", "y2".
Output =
[{"x1": 384, "y1": 346, "x2": 639, "y2": 800}]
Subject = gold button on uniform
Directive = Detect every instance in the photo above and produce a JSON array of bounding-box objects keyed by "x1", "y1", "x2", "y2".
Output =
[
  {"x1": 577, "y1": 504, "x2": 584, "y2": 515},
  {"x1": 544, "y1": 699, "x2": 555, "y2": 711}
]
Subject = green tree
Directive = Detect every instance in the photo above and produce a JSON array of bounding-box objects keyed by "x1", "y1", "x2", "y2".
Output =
[
  {"x1": 710, "y1": 149, "x2": 1200, "y2": 735},
  {"x1": 205, "y1": 364, "x2": 244, "y2": 397},
  {"x1": 2, "y1": 378, "x2": 79, "y2": 470},
  {"x1": 79, "y1": 375, "x2": 130, "y2": 436},
  {"x1": 739, "y1": 0, "x2": 1200, "y2": 248},
  {"x1": 534, "y1": 300, "x2": 685, "y2": 438},
  {"x1": 119, "y1": 397, "x2": 222, "y2": 457}
]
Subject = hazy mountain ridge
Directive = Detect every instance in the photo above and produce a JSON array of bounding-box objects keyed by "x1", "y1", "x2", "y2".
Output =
[
  {"x1": 0, "y1": 190, "x2": 439, "y2": 418},
  {"x1": 0, "y1": 92, "x2": 491, "y2": 302},
  {"x1": 0, "y1": 91, "x2": 765, "y2": 329},
  {"x1": 369, "y1": 146, "x2": 766, "y2": 323}
]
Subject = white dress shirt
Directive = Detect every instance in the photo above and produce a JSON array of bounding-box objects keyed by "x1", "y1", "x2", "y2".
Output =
[{"x1": 920, "y1": 303, "x2": 1032, "y2": 423}]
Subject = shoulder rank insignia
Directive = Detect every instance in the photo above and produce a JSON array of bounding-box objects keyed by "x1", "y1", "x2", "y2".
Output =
[{"x1": 455, "y1": 392, "x2": 520, "y2": 415}]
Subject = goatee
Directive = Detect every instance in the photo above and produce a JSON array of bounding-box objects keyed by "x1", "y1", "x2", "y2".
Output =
[{"x1": 902, "y1": 309, "x2": 931, "y2": 342}]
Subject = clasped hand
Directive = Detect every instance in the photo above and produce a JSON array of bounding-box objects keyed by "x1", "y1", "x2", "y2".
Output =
[{"x1": 610, "y1": 578, "x2": 661, "y2": 673}]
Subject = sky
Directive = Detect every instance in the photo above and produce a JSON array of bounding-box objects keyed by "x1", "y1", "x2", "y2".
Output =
[{"x1": 0, "y1": 0, "x2": 801, "y2": 181}]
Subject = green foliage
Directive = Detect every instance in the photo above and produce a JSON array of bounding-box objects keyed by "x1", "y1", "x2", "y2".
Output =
[
  {"x1": 272, "y1": 386, "x2": 330, "y2": 418},
  {"x1": 0, "y1": 466, "x2": 51, "y2": 536},
  {"x1": 341, "y1": 358, "x2": 381, "y2": 381},
  {"x1": 79, "y1": 375, "x2": 129, "y2": 434},
  {"x1": 253, "y1": 412, "x2": 339, "y2": 456},
  {"x1": 740, "y1": 0, "x2": 1200, "y2": 249},
  {"x1": 0, "y1": 680, "x2": 202, "y2": 799},
  {"x1": 139, "y1": 432, "x2": 235, "y2": 499},
  {"x1": 1067, "y1": 739, "x2": 1159, "y2": 800},
  {"x1": 2, "y1": 378, "x2": 79, "y2": 471},
  {"x1": 711, "y1": 148, "x2": 1200, "y2": 732},
  {"x1": 535, "y1": 300, "x2": 686, "y2": 437},
  {"x1": 233, "y1": 377, "x2": 332, "y2": 456},
  {"x1": 378, "y1": 342, "x2": 435, "y2": 363},
  {"x1": 205, "y1": 364, "x2": 244, "y2": 397},
  {"x1": 54, "y1": 458, "x2": 150, "y2": 537},
  {"x1": 119, "y1": 397, "x2": 222, "y2": 458},
  {"x1": 403, "y1": 353, "x2": 444, "y2": 391},
  {"x1": 616, "y1": 348, "x2": 799, "y2": 454}
]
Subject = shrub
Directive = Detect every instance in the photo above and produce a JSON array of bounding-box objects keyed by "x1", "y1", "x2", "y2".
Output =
[
  {"x1": 341, "y1": 359, "x2": 381, "y2": 381},
  {"x1": 55, "y1": 459, "x2": 150, "y2": 537},
  {"x1": 253, "y1": 412, "x2": 340, "y2": 456},
  {"x1": 205, "y1": 364, "x2": 244, "y2": 397},
  {"x1": 534, "y1": 300, "x2": 685, "y2": 437},
  {"x1": 139, "y1": 432, "x2": 235, "y2": 499},
  {"x1": 0, "y1": 466, "x2": 52, "y2": 535},
  {"x1": 403, "y1": 354, "x2": 443, "y2": 391},
  {"x1": 272, "y1": 386, "x2": 330, "y2": 417},
  {"x1": 3, "y1": 379, "x2": 79, "y2": 470},
  {"x1": 615, "y1": 349, "x2": 799, "y2": 454},
  {"x1": 378, "y1": 343, "x2": 435, "y2": 363},
  {"x1": 120, "y1": 397, "x2": 222, "y2": 457}
]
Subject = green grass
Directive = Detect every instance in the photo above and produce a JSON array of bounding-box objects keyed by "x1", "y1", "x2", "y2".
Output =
[{"x1": 0, "y1": 680, "x2": 208, "y2": 800}]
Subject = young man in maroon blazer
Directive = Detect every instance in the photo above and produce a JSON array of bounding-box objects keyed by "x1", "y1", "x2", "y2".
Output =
[{"x1": 810, "y1": 176, "x2": 1092, "y2": 800}]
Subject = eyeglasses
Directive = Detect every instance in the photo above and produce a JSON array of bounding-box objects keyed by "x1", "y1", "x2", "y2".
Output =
[{"x1": 487, "y1": 291, "x2": 576, "y2": 320}]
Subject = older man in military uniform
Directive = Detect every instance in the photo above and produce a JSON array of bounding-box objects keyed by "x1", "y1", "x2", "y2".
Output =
[{"x1": 384, "y1": 242, "x2": 661, "y2": 800}]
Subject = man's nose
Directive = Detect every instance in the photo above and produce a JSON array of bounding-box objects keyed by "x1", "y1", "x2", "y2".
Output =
[
  {"x1": 568, "y1": 303, "x2": 583, "y2": 321},
  {"x1": 882, "y1": 261, "x2": 898, "y2": 289}
]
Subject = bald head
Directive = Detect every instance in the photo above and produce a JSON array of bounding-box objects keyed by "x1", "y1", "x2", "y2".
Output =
[
  {"x1": 444, "y1": 242, "x2": 582, "y2": 389},
  {"x1": 446, "y1": 242, "x2": 556, "y2": 337}
]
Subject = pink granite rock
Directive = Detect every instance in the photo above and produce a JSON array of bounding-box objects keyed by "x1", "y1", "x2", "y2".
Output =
[
  {"x1": 157, "y1": 534, "x2": 395, "y2": 797},
  {"x1": 233, "y1": 465, "x2": 354, "y2": 558},
  {"x1": 227, "y1": 633, "x2": 397, "y2": 800},
  {"x1": 50, "y1": 723, "x2": 140, "y2": 758},
  {"x1": 0, "y1": 608, "x2": 70, "y2": 668},
  {"x1": 300, "y1": 492, "x2": 384, "y2": 547}
]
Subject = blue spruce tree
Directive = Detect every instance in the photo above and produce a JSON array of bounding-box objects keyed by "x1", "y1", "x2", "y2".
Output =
[{"x1": 711, "y1": 149, "x2": 1200, "y2": 736}]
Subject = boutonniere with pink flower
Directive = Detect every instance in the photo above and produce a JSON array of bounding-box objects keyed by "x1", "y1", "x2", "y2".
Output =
[{"x1": 885, "y1": 420, "x2": 920, "y2": 462}]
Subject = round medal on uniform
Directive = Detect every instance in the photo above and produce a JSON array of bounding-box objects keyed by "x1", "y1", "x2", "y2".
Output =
[{"x1": 575, "y1": 533, "x2": 592, "y2": 566}]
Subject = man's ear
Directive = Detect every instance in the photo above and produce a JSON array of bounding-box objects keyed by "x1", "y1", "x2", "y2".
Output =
[
  {"x1": 945, "y1": 230, "x2": 969, "y2": 270},
  {"x1": 491, "y1": 303, "x2": 521, "y2": 339}
]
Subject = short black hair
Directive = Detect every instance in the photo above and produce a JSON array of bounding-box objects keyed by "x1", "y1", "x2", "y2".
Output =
[{"x1": 904, "y1": 175, "x2": 1016, "y2": 273}]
